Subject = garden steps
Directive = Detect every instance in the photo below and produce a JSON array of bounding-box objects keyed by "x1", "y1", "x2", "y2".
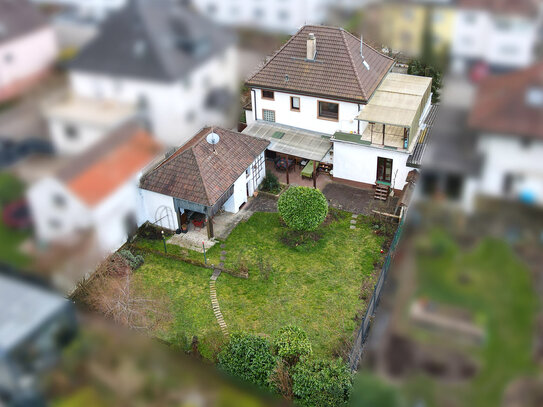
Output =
[{"x1": 209, "y1": 270, "x2": 229, "y2": 336}]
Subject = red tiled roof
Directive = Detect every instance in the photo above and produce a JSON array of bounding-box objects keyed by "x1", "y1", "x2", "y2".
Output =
[
  {"x1": 140, "y1": 127, "x2": 270, "y2": 206},
  {"x1": 246, "y1": 25, "x2": 394, "y2": 103},
  {"x1": 458, "y1": 0, "x2": 540, "y2": 17},
  {"x1": 67, "y1": 126, "x2": 161, "y2": 206},
  {"x1": 468, "y1": 62, "x2": 543, "y2": 140}
]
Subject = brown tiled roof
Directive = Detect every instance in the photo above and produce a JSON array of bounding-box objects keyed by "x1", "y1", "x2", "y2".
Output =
[
  {"x1": 246, "y1": 25, "x2": 394, "y2": 103},
  {"x1": 468, "y1": 62, "x2": 543, "y2": 140},
  {"x1": 458, "y1": 0, "x2": 540, "y2": 17},
  {"x1": 140, "y1": 127, "x2": 270, "y2": 206}
]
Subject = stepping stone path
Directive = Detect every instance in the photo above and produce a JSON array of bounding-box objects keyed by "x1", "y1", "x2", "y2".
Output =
[
  {"x1": 210, "y1": 270, "x2": 228, "y2": 336},
  {"x1": 350, "y1": 214, "x2": 359, "y2": 230}
]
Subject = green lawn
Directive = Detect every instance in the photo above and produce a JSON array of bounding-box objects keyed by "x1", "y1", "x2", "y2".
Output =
[
  {"x1": 132, "y1": 211, "x2": 385, "y2": 359},
  {"x1": 403, "y1": 230, "x2": 539, "y2": 407},
  {"x1": 0, "y1": 172, "x2": 30, "y2": 267}
]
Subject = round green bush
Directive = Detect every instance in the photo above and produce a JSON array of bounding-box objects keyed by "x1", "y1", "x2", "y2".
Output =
[
  {"x1": 277, "y1": 186, "x2": 328, "y2": 232},
  {"x1": 217, "y1": 333, "x2": 277, "y2": 388},
  {"x1": 292, "y1": 359, "x2": 353, "y2": 407},
  {"x1": 273, "y1": 325, "x2": 312, "y2": 365}
]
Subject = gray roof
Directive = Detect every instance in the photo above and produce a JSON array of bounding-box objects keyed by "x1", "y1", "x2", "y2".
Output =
[
  {"x1": 0, "y1": 275, "x2": 69, "y2": 353},
  {"x1": 0, "y1": 0, "x2": 48, "y2": 45},
  {"x1": 70, "y1": 0, "x2": 237, "y2": 82}
]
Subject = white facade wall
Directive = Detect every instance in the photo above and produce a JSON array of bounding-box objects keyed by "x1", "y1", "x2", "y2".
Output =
[
  {"x1": 91, "y1": 178, "x2": 142, "y2": 253},
  {"x1": 27, "y1": 177, "x2": 91, "y2": 243},
  {"x1": 451, "y1": 10, "x2": 539, "y2": 71},
  {"x1": 69, "y1": 45, "x2": 238, "y2": 146},
  {"x1": 250, "y1": 88, "x2": 362, "y2": 135},
  {"x1": 333, "y1": 142, "x2": 411, "y2": 189},
  {"x1": 193, "y1": 0, "x2": 329, "y2": 33},
  {"x1": 476, "y1": 134, "x2": 543, "y2": 205},
  {"x1": 0, "y1": 27, "x2": 58, "y2": 90},
  {"x1": 138, "y1": 189, "x2": 177, "y2": 231},
  {"x1": 48, "y1": 118, "x2": 109, "y2": 155},
  {"x1": 31, "y1": 0, "x2": 127, "y2": 21}
]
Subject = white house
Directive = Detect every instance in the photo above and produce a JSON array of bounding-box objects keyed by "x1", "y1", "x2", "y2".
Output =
[
  {"x1": 27, "y1": 123, "x2": 162, "y2": 253},
  {"x1": 451, "y1": 0, "x2": 542, "y2": 74},
  {"x1": 139, "y1": 126, "x2": 269, "y2": 238},
  {"x1": 193, "y1": 0, "x2": 330, "y2": 34},
  {"x1": 0, "y1": 0, "x2": 58, "y2": 102},
  {"x1": 31, "y1": 0, "x2": 126, "y2": 22},
  {"x1": 469, "y1": 63, "x2": 543, "y2": 206},
  {"x1": 66, "y1": 0, "x2": 239, "y2": 148},
  {"x1": 243, "y1": 25, "x2": 433, "y2": 194}
]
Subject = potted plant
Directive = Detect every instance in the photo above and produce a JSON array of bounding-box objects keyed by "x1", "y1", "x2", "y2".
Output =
[{"x1": 181, "y1": 223, "x2": 188, "y2": 234}]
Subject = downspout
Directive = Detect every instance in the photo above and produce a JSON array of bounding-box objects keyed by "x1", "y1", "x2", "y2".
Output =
[
  {"x1": 252, "y1": 88, "x2": 257, "y2": 121},
  {"x1": 357, "y1": 104, "x2": 361, "y2": 134}
]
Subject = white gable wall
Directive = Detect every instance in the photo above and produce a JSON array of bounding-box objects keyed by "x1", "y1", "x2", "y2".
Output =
[
  {"x1": 250, "y1": 88, "x2": 363, "y2": 135},
  {"x1": 27, "y1": 177, "x2": 91, "y2": 243},
  {"x1": 138, "y1": 188, "x2": 177, "y2": 231},
  {"x1": 49, "y1": 118, "x2": 109, "y2": 155}
]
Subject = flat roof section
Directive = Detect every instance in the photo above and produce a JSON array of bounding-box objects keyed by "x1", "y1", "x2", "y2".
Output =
[{"x1": 242, "y1": 121, "x2": 332, "y2": 162}]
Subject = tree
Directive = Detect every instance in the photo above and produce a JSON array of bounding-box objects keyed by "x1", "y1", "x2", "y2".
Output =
[
  {"x1": 217, "y1": 333, "x2": 277, "y2": 388},
  {"x1": 277, "y1": 186, "x2": 328, "y2": 232},
  {"x1": 273, "y1": 325, "x2": 312, "y2": 366},
  {"x1": 292, "y1": 359, "x2": 353, "y2": 407},
  {"x1": 408, "y1": 59, "x2": 442, "y2": 103}
]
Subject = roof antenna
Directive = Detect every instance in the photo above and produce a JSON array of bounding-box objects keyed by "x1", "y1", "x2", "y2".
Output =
[{"x1": 360, "y1": 34, "x2": 370, "y2": 71}]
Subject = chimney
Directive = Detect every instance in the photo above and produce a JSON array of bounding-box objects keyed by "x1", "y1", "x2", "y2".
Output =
[{"x1": 307, "y1": 33, "x2": 316, "y2": 61}]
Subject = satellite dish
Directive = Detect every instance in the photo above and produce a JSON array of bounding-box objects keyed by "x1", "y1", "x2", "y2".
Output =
[{"x1": 206, "y1": 132, "x2": 220, "y2": 145}]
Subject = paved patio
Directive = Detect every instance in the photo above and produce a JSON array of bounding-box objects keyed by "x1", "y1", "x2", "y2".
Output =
[{"x1": 266, "y1": 160, "x2": 332, "y2": 189}]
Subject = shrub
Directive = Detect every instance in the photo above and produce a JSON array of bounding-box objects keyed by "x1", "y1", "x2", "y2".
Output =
[
  {"x1": 119, "y1": 249, "x2": 144, "y2": 270},
  {"x1": 273, "y1": 325, "x2": 312, "y2": 366},
  {"x1": 260, "y1": 170, "x2": 281, "y2": 194},
  {"x1": 292, "y1": 359, "x2": 353, "y2": 407},
  {"x1": 218, "y1": 333, "x2": 277, "y2": 388},
  {"x1": 277, "y1": 186, "x2": 328, "y2": 232}
]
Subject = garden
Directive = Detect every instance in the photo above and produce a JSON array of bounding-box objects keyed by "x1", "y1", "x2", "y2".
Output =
[{"x1": 75, "y1": 186, "x2": 394, "y2": 405}]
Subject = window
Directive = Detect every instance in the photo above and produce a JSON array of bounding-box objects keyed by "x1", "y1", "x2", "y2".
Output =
[
  {"x1": 4, "y1": 53, "x2": 13, "y2": 64},
  {"x1": 464, "y1": 12, "x2": 476, "y2": 24},
  {"x1": 254, "y1": 7, "x2": 264, "y2": 19},
  {"x1": 185, "y1": 110, "x2": 195, "y2": 123},
  {"x1": 262, "y1": 90, "x2": 274, "y2": 100},
  {"x1": 64, "y1": 125, "x2": 78, "y2": 140},
  {"x1": 376, "y1": 157, "x2": 393, "y2": 184},
  {"x1": 290, "y1": 96, "x2": 300, "y2": 111},
  {"x1": 246, "y1": 167, "x2": 251, "y2": 177},
  {"x1": 262, "y1": 109, "x2": 275, "y2": 122},
  {"x1": 278, "y1": 9, "x2": 289, "y2": 21},
  {"x1": 318, "y1": 101, "x2": 339, "y2": 121},
  {"x1": 445, "y1": 174, "x2": 463, "y2": 200},
  {"x1": 53, "y1": 194, "x2": 66, "y2": 208},
  {"x1": 207, "y1": 3, "x2": 217, "y2": 14}
]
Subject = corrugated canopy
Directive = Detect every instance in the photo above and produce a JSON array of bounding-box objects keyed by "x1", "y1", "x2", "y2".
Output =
[
  {"x1": 243, "y1": 121, "x2": 332, "y2": 162},
  {"x1": 357, "y1": 73, "x2": 432, "y2": 128}
]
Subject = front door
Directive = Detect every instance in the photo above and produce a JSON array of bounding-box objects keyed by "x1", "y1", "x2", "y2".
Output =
[{"x1": 376, "y1": 157, "x2": 393, "y2": 184}]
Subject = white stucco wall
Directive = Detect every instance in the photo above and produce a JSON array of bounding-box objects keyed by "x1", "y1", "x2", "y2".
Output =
[
  {"x1": 477, "y1": 134, "x2": 543, "y2": 205},
  {"x1": 48, "y1": 118, "x2": 109, "y2": 155},
  {"x1": 69, "y1": 45, "x2": 238, "y2": 146},
  {"x1": 0, "y1": 26, "x2": 58, "y2": 90},
  {"x1": 332, "y1": 142, "x2": 412, "y2": 189},
  {"x1": 138, "y1": 188, "x2": 177, "y2": 230},
  {"x1": 27, "y1": 177, "x2": 91, "y2": 243},
  {"x1": 250, "y1": 88, "x2": 362, "y2": 135},
  {"x1": 31, "y1": 0, "x2": 127, "y2": 21}
]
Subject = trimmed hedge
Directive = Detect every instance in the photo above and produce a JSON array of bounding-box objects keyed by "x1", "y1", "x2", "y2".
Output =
[
  {"x1": 273, "y1": 325, "x2": 312, "y2": 366},
  {"x1": 277, "y1": 186, "x2": 328, "y2": 232}
]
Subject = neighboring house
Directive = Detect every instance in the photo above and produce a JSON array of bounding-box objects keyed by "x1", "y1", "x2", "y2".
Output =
[
  {"x1": 193, "y1": 0, "x2": 330, "y2": 34},
  {"x1": 27, "y1": 123, "x2": 162, "y2": 253},
  {"x1": 0, "y1": 273, "x2": 76, "y2": 406},
  {"x1": 139, "y1": 126, "x2": 269, "y2": 238},
  {"x1": 376, "y1": 0, "x2": 457, "y2": 57},
  {"x1": 44, "y1": 95, "x2": 135, "y2": 155},
  {"x1": 468, "y1": 63, "x2": 543, "y2": 206},
  {"x1": 67, "y1": 0, "x2": 238, "y2": 147},
  {"x1": 451, "y1": 0, "x2": 542, "y2": 74},
  {"x1": 0, "y1": 0, "x2": 58, "y2": 102},
  {"x1": 244, "y1": 25, "x2": 433, "y2": 193}
]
